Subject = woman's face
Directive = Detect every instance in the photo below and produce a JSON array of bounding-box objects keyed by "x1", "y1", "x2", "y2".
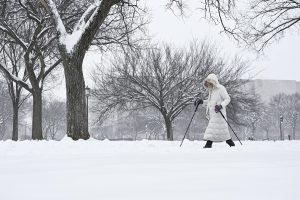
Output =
[{"x1": 204, "y1": 81, "x2": 214, "y2": 90}]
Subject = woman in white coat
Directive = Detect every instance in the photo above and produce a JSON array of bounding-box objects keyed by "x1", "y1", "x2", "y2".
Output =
[{"x1": 195, "y1": 74, "x2": 235, "y2": 148}]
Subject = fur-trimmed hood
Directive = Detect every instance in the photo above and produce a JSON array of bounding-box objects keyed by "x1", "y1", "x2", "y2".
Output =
[{"x1": 203, "y1": 74, "x2": 220, "y2": 90}]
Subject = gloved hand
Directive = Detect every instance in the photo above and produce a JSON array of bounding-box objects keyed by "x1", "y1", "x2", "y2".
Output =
[
  {"x1": 215, "y1": 105, "x2": 222, "y2": 113},
  {"x1": 194, "y1": 98, "x2": 203, "y2": 107}
]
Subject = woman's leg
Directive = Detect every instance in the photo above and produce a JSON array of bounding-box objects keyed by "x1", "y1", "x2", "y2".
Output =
[
  {"x1": 204, "y1": 140, "x2": 213, "y2": 148},
  {"x1": 226, "y1": 139, "x2": 235, "y2": 147}
]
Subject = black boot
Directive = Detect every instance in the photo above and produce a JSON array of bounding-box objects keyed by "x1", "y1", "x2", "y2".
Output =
[
  {"x1": 204, "y1": 140, "x2": 213, "y2": 148},
  {"x1": 226, "y1": 139, "x2": 235, "y2": 147}
]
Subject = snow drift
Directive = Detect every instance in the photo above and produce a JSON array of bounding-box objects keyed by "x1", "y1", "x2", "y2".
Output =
[{"x1": 0, "y1": 139, "x2": 299, "y2": 200}]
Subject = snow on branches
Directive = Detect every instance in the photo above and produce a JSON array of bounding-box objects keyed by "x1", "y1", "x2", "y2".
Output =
[
  {"x1": 0, "y1": 63, "x2": 32, "y2": 92},
  {"x1": 41, "y1": 0, "x2": 120, "y2": 53}
]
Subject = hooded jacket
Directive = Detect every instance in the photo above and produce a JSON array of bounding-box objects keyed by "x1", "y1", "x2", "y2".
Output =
[{"x1": 202, "y1": 74, "x2": 231, "y2": 142}]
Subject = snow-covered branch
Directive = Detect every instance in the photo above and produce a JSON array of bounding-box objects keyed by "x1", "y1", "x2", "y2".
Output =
[
  {"x1": 0, "y1": 63, "x2": 32, "y2": 92},
  {"x1": 41, "y1": 0, "x2": 67, "y2": 43},
  {"x1": 73, "y1": 2, "x2": 101, "y2": 32},
  {"x1": 40, "y1": 0, "x2": 122, "y2": 53},
  {"x1": 0, "y1": 24, "x2": 28, "y2": 49},
  {"x1": 37, "y1": 26, "x2": 55, "y2": 39},
  {"x1": 18, "y1": 0, "x2": 41, "y2": 24},
  {"x1": 39, "y1": 58, "x2": 62, "y2": 81}
]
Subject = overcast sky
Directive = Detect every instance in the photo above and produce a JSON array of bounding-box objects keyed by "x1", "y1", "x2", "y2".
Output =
[{"x1": 50, "y1": 0, "x2": 300, "y2": 100}]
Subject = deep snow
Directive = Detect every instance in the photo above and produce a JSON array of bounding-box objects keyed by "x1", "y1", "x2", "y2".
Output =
[{"x1": 0, "y1": 139, "x2": 299, "y2": 200}]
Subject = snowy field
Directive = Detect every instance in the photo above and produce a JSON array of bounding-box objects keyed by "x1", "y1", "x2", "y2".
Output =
[{"x1": 0, "y1": 139, "x2": 299, "y2": 200}]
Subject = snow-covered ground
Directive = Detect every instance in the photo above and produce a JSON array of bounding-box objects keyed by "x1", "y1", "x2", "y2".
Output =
[{"x1": 0, "y1": 139, "x2": 299, "y2": 200}]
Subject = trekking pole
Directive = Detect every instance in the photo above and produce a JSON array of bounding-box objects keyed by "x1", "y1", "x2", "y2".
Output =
[
  {"x1": 219, "y1": 111, "x2": 243, "y2": 145},
  {"x1": 180, "y1": 103, "x2": 200, "y2": 147}
]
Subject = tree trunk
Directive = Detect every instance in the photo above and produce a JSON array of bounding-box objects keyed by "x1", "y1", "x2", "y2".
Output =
[
  {"x1": 32, "y1": 90, "x2": 43, "y2": 140},
  {"x1": 62, "y1": 53, "x2": 89, "y2": 140},
  {"x1": 163, "y1": 116, "x2": 173, "y2": 141},
  {"x1": 12, "y1": 103, "x2": 19, "y2": 141},
  {"x1": 293, "y1": 125, "x2": 296, "y2": 140}
]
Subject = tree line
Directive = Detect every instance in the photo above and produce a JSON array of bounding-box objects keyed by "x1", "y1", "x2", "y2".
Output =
[
  {"x1": 243, "y1": 93, "x2": 300, "y2": 140},
  {"x1": 0, "y1": 0, "x2": 299, "y2": 141}
]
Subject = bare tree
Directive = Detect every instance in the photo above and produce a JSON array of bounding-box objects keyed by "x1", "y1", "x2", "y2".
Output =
[
  {"x1": 236, "y1": 85, "x2": 265, "y2": 140},
  {"x1": 251, "y1": 104, "x2": 272, "y2": 140},
  {"x1": 167, "y1": 1, "x2": 236, "y2": 33},
  {"x1": 237, "y1": 0, "x2": 300, "y2": 50},
  {"x1": 42, "y1": 100, "x2": 66, "y2": 140},
  {"x1": 168, "y1": 0, "x2": 300, "y2": 50},
  {"x1": 296, "y1": 93, "x2": 300, "y2": 139},
  {"x1": 92, "y1": 42, "x2": 251, "y2": 140},
  {"x1": 267, "y1": 93, "x2": 300, "y2": 140},
  {"x1": 0, "y1": 43, "x2": 30, "y2": 141},
  {"x1": 0, "y1": 80, "x2": 11, "y2": 140},
  {"x1": 0, "y1": 1, "x2": 61, "y2": 139},
  {"x1": 281, "y1": 93, "x2": 299, "y2": 140}
]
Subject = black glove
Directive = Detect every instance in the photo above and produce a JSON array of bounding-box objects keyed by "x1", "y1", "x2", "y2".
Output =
[
  {"x1": 194, "y1": 98, "x2": 204, "y2": 107},
  {"x1": 215, "y1": 105, "x2": 222, "y2": 113}
]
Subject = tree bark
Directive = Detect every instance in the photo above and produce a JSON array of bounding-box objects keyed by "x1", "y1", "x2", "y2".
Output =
[
  {"x1": 163, "y1": 116, "x2": 173, "y2": 141},
  {"x1": 62, "y1": 52, "x2": 89, "y2": 140},
  {"x1": 12, "y1": 103, "x2": 19, "y2": 141},
  {"x1": 32, "y1": 90, "x2": 43, "y2": 140}
]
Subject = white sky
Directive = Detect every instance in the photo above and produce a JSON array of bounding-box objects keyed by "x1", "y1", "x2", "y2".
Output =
[{"x1": 50, "y1": 0, "x2": 300, "y2": 100}]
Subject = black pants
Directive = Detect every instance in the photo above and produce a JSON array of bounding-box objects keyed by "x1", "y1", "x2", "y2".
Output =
[{"x1": 204, "y1": 139, "x2": 235, "y2": 148}]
